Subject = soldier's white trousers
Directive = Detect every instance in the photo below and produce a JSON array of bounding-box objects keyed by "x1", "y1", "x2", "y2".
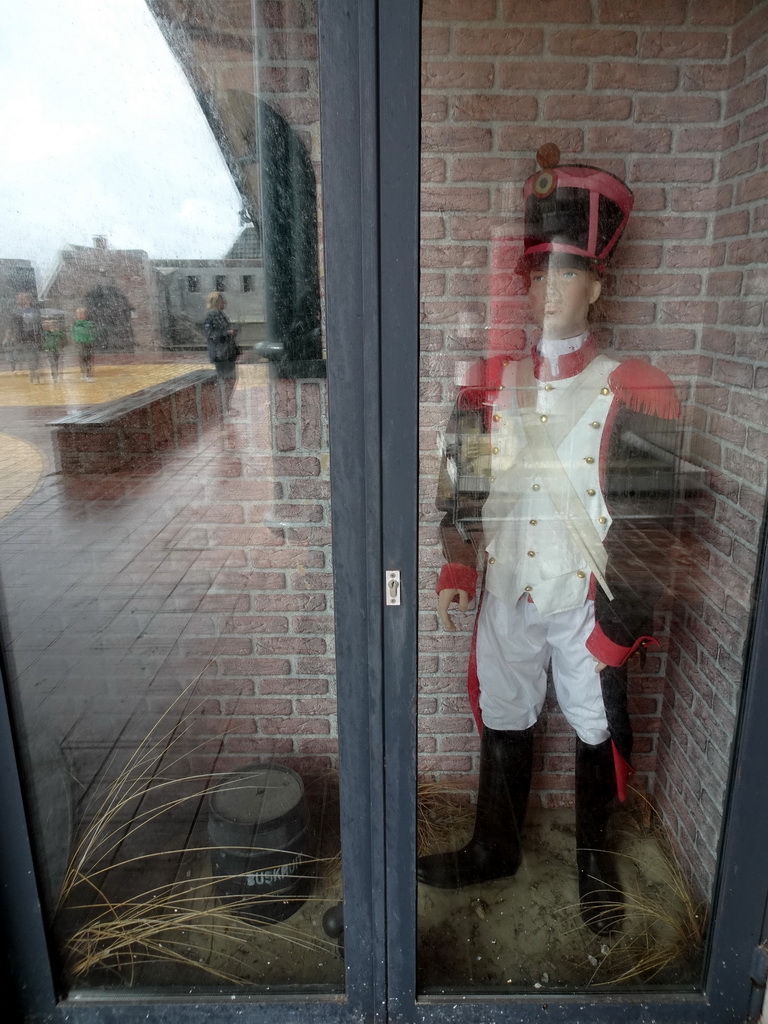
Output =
[{"x1": 476, "y1": 592, "x2": 610, "y2": 745}]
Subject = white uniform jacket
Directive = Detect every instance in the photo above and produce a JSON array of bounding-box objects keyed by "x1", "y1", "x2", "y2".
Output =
[{"x1": 436, "y1": 336, "x2": 681, "y2": 669}]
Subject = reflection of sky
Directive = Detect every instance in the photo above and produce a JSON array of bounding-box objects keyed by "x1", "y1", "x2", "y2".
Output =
[{"x1": 0, "y1": 0, "x2": 242, "y2": 278}]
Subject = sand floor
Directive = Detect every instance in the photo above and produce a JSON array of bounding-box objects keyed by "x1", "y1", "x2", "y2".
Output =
[
  {"x1": 416, "y1": 805, "x2": 704, "y2": 993},
  {"x1": 58, "y1": 801, "x2": 704, "y2": 995}
]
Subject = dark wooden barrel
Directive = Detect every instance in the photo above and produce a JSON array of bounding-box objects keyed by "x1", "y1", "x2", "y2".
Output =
[{"x1": 208, "y1": 763, "x2": 312, "y2": 923}]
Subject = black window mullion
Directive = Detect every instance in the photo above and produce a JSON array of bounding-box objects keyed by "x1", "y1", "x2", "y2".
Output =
[
  {"x1": 320, "y1": 0, "x2": 388, "y2": 1018},
  {"x1": 377, "y1": 0, "x2": 421, "y2": 1019}
]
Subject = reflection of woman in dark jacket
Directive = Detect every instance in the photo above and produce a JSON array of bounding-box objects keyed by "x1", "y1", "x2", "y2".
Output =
[
  {"x1": 204, "y1": 292, "x2": 239, "y2": 414},
  {"x1": 12, "y1": 292, "x2": 44, "y2": 384}
]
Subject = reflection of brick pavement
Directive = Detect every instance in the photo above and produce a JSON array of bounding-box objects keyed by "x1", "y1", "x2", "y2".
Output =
[
  {"x1": 0, "y1": 360, "x2": 336, "y2": 815},
  {"x1": 0, "y1": 433, "x2": 45, "y2": 520},
  {"x1": 0, "y1": 361, "x2": 209, "y2": 407}
]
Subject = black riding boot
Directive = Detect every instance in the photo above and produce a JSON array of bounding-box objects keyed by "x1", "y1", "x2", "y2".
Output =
[
  {"x1": 575, "y1": 736, "x2": 624, "y2": 934},
  {"x1": 417, "y1": 725, "x2": 534, "y2": 889}
]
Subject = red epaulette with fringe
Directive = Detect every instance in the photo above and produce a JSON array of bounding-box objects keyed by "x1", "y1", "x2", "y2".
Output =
[{"x1": 608, "y1": 359, "x2": 681, "y2": 420}]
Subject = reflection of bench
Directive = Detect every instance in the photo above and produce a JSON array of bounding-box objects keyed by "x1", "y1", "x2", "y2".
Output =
[{"x1": 50, "y1": 369, "x2": 221, "y2": 475}]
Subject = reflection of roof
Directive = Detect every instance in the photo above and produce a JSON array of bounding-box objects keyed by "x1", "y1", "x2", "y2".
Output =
[{"x1": 225, "y1": 225, "x2": 262, "y2": 260}]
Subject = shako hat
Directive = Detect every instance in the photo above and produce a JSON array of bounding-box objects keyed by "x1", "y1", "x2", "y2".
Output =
[{"x1": 520, "y1": 144, "x2": 633, "y2": 273}]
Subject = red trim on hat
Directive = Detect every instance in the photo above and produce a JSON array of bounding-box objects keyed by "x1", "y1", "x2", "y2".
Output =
[
  {"x1": 600, "y1": 221, "x2": 629, "y2": 262},
  {"x1": 523, "y1": 165, "x2": 634, "y2": 217},
  {"x1": 521, "y1": 163, "x2": 634, "y2": 264}
]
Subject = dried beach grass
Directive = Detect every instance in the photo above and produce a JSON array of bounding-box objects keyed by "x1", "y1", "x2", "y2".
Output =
[
  {"x1": 417, "y1": 778, "x2": 475, "y2": 855},
  {"x1": 57, "y1": 680, "x2": 336, "y2": 985},
  {"x1": 570, "y1": 790, "x2": 707, "y2": 987}
]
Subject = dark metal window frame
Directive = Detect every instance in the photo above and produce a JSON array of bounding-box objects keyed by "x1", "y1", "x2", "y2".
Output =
[
  {"x1": 377, "y1": 2, "x2": 768, "y2": 1022},
  {"x1": 0, "y1": 2, "x2": 384, "y2": 1022},
  {"x1": 1, "y1": 2, "x2": 768, "y2": 1022}
]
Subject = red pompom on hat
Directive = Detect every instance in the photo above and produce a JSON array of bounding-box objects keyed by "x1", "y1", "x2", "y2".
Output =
[{"x1": 520, "y1": 144, "x2": 634, "y2": 273}]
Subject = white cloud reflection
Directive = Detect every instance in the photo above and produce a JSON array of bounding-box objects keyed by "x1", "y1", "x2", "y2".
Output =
[{"x1": 0, "y1": 0, "x2": 242, "y2": 278}]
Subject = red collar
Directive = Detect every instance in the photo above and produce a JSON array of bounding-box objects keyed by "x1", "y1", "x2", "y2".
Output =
[{"x1": 531, "y1": 335, "x2": 599, "y2": 381}]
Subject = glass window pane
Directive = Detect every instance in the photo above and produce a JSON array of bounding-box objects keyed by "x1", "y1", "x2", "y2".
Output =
[
  {"x1": 1, "y1": 0, "x2": 342, "y2": 995},
  {"x1": 417, "y1": 1, "x2": 768, "y2": 994}
]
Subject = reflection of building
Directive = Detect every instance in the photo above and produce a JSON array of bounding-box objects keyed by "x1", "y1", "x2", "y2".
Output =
[
  {"x1": 41, "y1": 237, "x2": 157, "y2": 352},
  {"x1": 40, "y1": 229, "x2": 265, "y2": 351},
  {"x1": 147, "y1": 2, "x2": 324, "y2": 375},
  {"x1": 155, "y1": 225, "x2": 266, "y2": 348}
]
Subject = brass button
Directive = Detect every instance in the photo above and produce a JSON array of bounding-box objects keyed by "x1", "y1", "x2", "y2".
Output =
[
  {"x1": 586, "y1": 488, "x2": 596, "y2": 496},
  {"x1": 503, "y1": 359, "x2": 510, "y2": 366},
  {"x1": 498, "y1": 385, "x2": 505, "y2": 391},
  {"x1": 524, "y1": 585, "x2": 533, "y2": 592},
  {"x1": 540, "y1": 414, "x2": 548, "y2": 423},
  {"x1": 598, "y1": 516, "x2": 607, "y2": 524},
  {"x1": 489, "y1": 557, "x2": 496, "y2": 565},
  {"x1": 492, "y1": 446, "x2": 500, "y2": 454},
  {"x1": 600, "y1": 387, "x2": 610, "y2": 395},
  {"x1": 529, "y1": 519, "x2": 537, "y2": 526},
  {"x1": 493, "y1": 413, "x2": 502, "y2": 422},
  {"x1": 576, "y1": 571, "x2": 586, "y2": 579},
  {"x1": 584, "y1": 456, "x2": 595, "y2": 464},
  {"x1": 527, "y1": 550, "x2": 536, "y2": 558},
  {"x1": 532, "y1": 483, "x2": 540, "y2": 491},
  {"x1": 544, "y1": 383, "x2": 554, "y2": 391},
  {"x1": 590, "y1": 421, "x2": 601, "y2": 428},
  {"x1": 490, "y1": 475, "x2": 496, "y2": 482}
]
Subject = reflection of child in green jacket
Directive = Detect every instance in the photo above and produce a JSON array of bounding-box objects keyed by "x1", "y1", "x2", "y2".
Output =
[
  {"x1": 71, "y1": 308, "x2": 97, "y2": 381},
  {"x1": 42, "y1": 319, "x2": 66, "y2": 382}
]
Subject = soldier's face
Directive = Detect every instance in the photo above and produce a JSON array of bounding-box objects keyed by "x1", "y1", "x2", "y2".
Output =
[{"x1": 527, "y1": 265, "x2": 602, "y2": 340}]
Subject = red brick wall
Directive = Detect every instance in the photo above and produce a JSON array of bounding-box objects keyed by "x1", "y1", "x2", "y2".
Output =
[
  {"x1": 417, "y1": 0, "x2": 768, "y2": 899},
  {"x1": 653, "y1": 1, "x2": 768, "y2": 894},
  {"x1": 176, "y1": 373, "x2": 336, "y2": 781}
]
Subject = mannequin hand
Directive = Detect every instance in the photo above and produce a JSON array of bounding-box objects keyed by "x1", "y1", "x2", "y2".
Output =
[
  {"x1": 438, "y1": 588, "x2": 470, "y2": 631},
  {"x1": 594, "y1": 660, "x2": 607, "y2": 673}
]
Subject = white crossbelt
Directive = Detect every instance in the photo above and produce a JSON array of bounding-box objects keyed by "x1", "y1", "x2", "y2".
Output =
[{"x1": 515, "y1": 357, "x2": 615, "y2": 601}]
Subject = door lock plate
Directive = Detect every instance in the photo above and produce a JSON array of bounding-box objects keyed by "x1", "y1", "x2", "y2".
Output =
[{"x1": 385, "y1": 570, "x2": 401, "y2": 606}]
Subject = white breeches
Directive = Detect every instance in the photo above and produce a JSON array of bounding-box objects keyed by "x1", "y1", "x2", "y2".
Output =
[{"x1": 476, "y1": 592, "x2": 610, "y2": 745}]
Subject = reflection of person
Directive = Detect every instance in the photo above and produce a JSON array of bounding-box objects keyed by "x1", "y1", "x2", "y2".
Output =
[
  {"x1": 12, "y1": 292, "x2": 44, "y2": 384},
  {"x1": 71, "y1": 308, "x2": 97, "y2": 381},
  {"x1": 42, "y1": 319, "x2": 66, "y2": 382},
  {"x1": 417, "y1": 148, "x2": 680, "y2": 935},
  {"x1": 204, "y1": 291, "x2": 240, "y2": 415},
  {"x1": 3, "y1": 329, "x2": 21, "y2": 373}
]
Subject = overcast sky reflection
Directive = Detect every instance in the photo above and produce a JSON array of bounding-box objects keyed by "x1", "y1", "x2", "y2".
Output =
[{"x1": 1, "y1": 0, "x2": 243, "y2": 278}]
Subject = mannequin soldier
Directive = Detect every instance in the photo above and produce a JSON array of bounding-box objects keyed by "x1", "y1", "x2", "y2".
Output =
[{"x1": 417, "y1": 148, "x2": 680, "y2": 934}]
